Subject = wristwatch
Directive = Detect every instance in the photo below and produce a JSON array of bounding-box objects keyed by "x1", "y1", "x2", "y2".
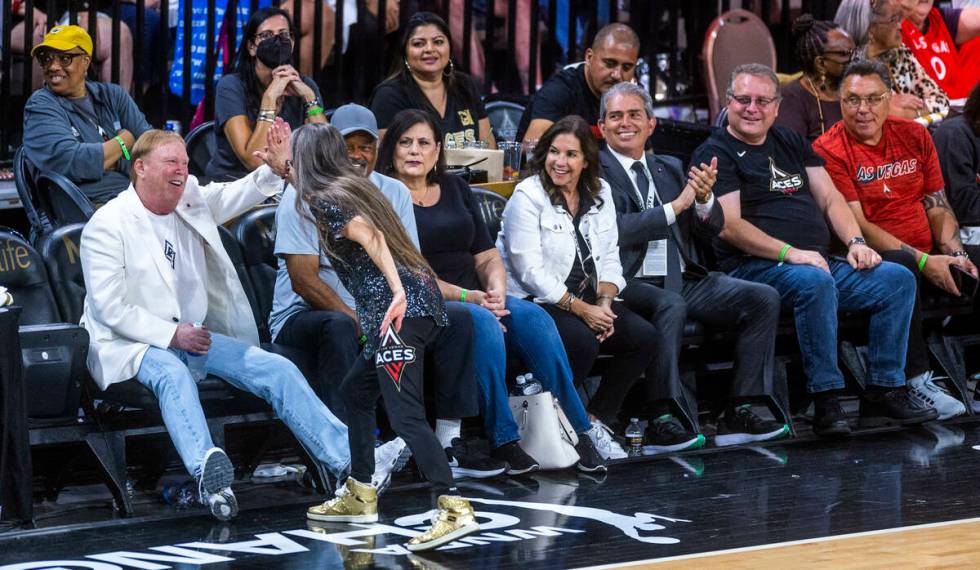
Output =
[
  {"x1": 695, "y1": 191, "x2": 713, "y2": 205},
  {"x1": 846, "y1": 236, "x2": 867, "y2": 248}
]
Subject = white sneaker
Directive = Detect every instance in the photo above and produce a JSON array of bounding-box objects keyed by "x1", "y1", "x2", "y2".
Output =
[
  {"x1": 197, "y1": 448, "x2": 237, "y2": 521},
  {"x1": 586, "y1": 420, "x2": 628, "y2": 460},
  {"x1": 908, "y1": 372, "x2": 965, "y2": 421},
  {"x1": 371, "y1": 437, "x2": 410, "y2": 494}
]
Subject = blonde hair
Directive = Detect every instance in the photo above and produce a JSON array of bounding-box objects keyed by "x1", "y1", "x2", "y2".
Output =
[{"x1": 129, "y1": 129, "x2": 184, "y2": 182}]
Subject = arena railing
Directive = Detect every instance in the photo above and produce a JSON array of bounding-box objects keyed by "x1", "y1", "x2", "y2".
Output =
[{"x1": 0, "y1": 0, "x2": 844, "y2": 163}]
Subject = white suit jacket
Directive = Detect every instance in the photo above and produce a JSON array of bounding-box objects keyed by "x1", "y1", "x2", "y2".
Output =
[
  {"x1": 496, "y1": 174, "x2": 627, "y2": 304},
  {"x1": 80, "y1": 165, "x2": 283, "y2": 389}
]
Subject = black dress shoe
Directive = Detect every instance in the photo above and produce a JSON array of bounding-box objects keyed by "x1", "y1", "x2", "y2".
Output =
[
  {"x1": 813, "y1": 395, "x2": 851, "y2": 437},
  {"x1": 859, "y1": 386, "x2": 939, "y2": 427}
]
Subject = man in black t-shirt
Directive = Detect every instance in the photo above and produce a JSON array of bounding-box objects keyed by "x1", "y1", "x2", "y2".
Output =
[
  {"x1": 517, "y1": 23, "x2": 639, "y2": 144},
  {"x1": 691, "y1": 64, "x2": 937, "y2": 437}
]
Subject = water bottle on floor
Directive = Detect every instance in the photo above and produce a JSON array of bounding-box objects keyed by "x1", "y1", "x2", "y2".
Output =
[
  {"x1": 161, "y1": 481, "x2": 196, "y2": 508},
  {"x1": 625, "y1": 418, "x2": 644, "y2": 457},
  {"x1": 186, "y1": 322, "x2": 208, "y2": 381},
  {"x1": 521, "y1": 373, "x2": 543, "y2": 396}
]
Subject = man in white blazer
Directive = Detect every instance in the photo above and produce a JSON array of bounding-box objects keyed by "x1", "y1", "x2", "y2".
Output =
[{"x1": 79, "y1": 123, "x2": 350, "y2": 521}]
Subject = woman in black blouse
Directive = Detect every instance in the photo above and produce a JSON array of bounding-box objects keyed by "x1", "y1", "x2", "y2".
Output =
[
  {"x1": 370, "y1": 11, "x2": 495, "y2": 149},
  {"x1": 289, "y1": 123, "x2": 478, "y2": 551},
  {"x1": 376, "y1": 109, "x2": 609, "y2": 474}
]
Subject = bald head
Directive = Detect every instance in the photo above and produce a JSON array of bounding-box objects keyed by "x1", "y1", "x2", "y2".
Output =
[{"x1": 592, "y1": 23, "x2": 640, "y2": 52}]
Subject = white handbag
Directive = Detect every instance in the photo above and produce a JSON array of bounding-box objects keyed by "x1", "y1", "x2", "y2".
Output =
[{"x1": 508, "y1": 391, "x2": 580, "y2": 470}]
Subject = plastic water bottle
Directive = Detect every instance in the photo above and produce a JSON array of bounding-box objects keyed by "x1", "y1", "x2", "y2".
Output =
[
  {"x1": 521, "y1": 373, "x2": 543, "y2": 396},
  {"x1": 161, "y1": 481, "x2": 196, "y2": 508},
  {"x1": 625, "y1": 418, "x2": 643, "y2": 457},
  {"x1": 186, "y1": 321, "x2": 208, "y2": 381},
  {"x1": 511, "y1": 374, "x2": 528, "y2": 396}
]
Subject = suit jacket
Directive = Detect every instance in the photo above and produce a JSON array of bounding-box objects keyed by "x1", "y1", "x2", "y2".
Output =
[
  {"x1": 80, "y1": 166, "x2": 282, "y2": 389},
  {"x1": 599, "y1": 149, "x2": 724, "y2": 280}
]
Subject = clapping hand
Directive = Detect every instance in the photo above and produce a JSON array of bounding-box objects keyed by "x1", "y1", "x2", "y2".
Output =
[{"x1": 253, "y1": 117, "x2": 293, "y2": 178}]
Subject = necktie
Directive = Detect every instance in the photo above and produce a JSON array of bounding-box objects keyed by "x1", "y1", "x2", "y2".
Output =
[{"x1": 632, "y1": 161, "x2": 682, "y2": 291}]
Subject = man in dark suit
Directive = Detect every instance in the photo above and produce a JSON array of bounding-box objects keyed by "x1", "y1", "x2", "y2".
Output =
[{"x1": 598, "y1": 82, "x2": 790, "y2": 450}]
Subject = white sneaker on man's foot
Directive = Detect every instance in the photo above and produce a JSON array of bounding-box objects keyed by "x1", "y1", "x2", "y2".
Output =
[
  {"x1": 586, "y1": 420, "x2": 628, "y2": 460},
  {"x1": 372, "y1": 437, "x2": 410, "y2": 493},
  {"x1": 908, "y1": 372, "x2": 965, "y2": 420},
  {"x1": 197, "y1": 448, "x2": 237, "y2": 521}
]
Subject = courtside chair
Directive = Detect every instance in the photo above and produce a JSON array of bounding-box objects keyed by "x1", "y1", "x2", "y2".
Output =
[
  {"x1": 702, "y1": 9, "x2": 777, "y2": 124},
  {"x1": 184, "y1": 120, "x2": 215, "y2": 185}
]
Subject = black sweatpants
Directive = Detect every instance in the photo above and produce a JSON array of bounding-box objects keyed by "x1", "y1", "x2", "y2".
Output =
[
  {"x1": 540, "y1": 301, "x2": 657, "y2": 425},
  {"x1": 343, "y1": 317, "x2": 454, "y2": 490}
]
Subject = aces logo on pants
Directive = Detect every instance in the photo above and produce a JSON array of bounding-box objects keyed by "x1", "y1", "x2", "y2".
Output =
[{"x1": 375, "y1": 327, "x2": 417, "y2": 392}]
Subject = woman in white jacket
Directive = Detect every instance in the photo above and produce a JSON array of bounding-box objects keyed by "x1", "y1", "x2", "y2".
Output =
[{"x1": 496, "y1": 116, "x2": 657, "y2": 435}]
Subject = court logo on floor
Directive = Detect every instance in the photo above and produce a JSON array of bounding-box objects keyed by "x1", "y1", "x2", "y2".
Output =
[{"x1": 375, "y1": 326, "x2": 417, "y2": 392}]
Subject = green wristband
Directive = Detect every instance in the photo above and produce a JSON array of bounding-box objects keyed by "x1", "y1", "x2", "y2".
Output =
[
  {"x1": 358, "y1": 334, "x2": 367, "y2": 346},
  {"x1": 460, "y1": 289, "x2": 468, "y2": 302},
  {"x1": 778, "y1": 244, "x2": 792, "y2": 263},
  {"x1": 114, "y1": 135, "x2": 130, "y2": 160},
  {"x1": 918, "y1": 253, "x2": 929, "y2": 272},
  {"x1": 306, "y1": 105, "x2": 324, "y2": 117}
]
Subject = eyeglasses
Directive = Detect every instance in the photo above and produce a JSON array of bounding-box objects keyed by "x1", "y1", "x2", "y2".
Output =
[
  {"x1": 728, "y1": 94, "x2": 780, "y2": 109},
  {"x1": 841, "y1": 92, "x2": 890, "y2": 109},
  {"x1": 36, "y1": 52, "x2": 87, "y2": 68},
  {"x1": 822, "y1": 49, "x2": 855, "y2": 62},
  {"x1": 255, "y1": 30, "x2": 292, "y2": 43}
]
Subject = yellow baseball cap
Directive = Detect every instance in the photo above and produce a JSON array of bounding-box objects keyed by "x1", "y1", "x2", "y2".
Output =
[{"x1": 31, "y1": 25, "x2": 93, "y2": 57}]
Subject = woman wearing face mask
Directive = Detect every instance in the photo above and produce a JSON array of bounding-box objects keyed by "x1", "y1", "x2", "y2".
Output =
[
  {"x1": 776, "y1": 15, "x2": 855, "y2": 141},
  {"x1": 206, "y1": 7, "x2": 327, "y2": 183},
  {"x1": 370, "y1": 11, "x2": 495, "y2": 149}
]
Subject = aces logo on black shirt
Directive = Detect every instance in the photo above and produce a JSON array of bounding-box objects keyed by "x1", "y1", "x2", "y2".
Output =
[
  {"x1": 375, "y1": 327, "x2": 417, "y2": 392},
  {"x1": 768, "y1": 157, "x2": 804, "y2": 195}
]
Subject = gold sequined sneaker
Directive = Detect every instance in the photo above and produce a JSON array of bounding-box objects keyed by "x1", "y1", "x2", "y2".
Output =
[
  {"x1": 307, "y1": 477, "x2": 378, "y2": 523},
  {"x1": 406, "y1": 495, "x2": 480, "y2": 551}
]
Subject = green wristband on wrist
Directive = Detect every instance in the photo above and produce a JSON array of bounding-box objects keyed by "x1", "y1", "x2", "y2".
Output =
[
  {"x1": 460, "y1": 289, "x2": 468, "y2": 302},
  {"x1": 114, "y1": 135, "x2": 130, "y2": 160},
  {"x1": 778, "y1": 244, "x2": 792, "y2": 263},
  {"x1": 918, "y1": 253, "x2": 929, "y2": 272},
  {"x1": 306, "y1": 105, "x2": 324, "y2": 117}
]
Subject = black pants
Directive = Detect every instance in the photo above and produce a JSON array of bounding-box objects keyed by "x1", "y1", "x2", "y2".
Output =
[
  {"x1": 880, "y1": 250, "x2": 931, "y2": 379},
  {"x1": 620, "y1": 274, "x2": 783, "y2": 429},
  {"x1": 275, "y1": 305, "x2": 478, "y2": 423},
  {"x1": 344, "y1": 317, "x2": 455, "y2": 490},
  {"x1": 541, "y1": 301, "x2": 656, "y2": 426}
]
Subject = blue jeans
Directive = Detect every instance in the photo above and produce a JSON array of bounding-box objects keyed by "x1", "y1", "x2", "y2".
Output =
[
  {"x1": 451, "y1": 296, "x2": 592, "y2": 447},
  {"x1": 729, "y1": 257, "x2": 915, "y2": 393},
  {"x1": 135, "y1": 333, "x2": 350, "y2": 479}
]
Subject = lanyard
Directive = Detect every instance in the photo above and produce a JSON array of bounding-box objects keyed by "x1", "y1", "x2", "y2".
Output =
[
  {"x1": 631, "y1": 165, "x2": 661, "y2": 211},
  {"x1": 571, "y1": 214, "x2": 598, "y2": 294}
]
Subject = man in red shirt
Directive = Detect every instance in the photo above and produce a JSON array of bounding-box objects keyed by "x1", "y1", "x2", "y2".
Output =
[{"x1": 814, "y1": 58, "x2": 976, "y2": 420}]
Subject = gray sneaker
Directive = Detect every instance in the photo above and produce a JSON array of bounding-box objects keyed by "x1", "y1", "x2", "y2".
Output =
[{"x1": 197, "y1": 448, "x2": 237, "y2": 521}]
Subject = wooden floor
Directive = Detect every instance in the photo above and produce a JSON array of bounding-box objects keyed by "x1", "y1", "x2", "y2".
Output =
[{"x1": 611, "y1": 518, "x2": 980, "y2": 569}]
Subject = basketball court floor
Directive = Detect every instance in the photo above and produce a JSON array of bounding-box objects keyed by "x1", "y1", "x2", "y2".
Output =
[{"x1": 3, "y1": 418, "x2": 980, "y2": 569}]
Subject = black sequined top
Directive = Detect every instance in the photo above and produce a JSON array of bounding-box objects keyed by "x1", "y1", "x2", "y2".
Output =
[{"x1": 310, "y1": 199, "x2": 448, "y2": 357}]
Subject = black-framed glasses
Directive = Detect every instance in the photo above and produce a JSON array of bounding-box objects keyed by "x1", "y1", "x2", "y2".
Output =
[
  {"x1": 728, "y1": 94, "x2": 780, "y2": 109},
  {"x1": 255, "y1": 30, "x2": 293, "y2": 43},
  {"x1": 36, "y1": 51, "x2": 87, "y2": 68},
  {"x1": 822, "y1": 49, "x2": 855, "y2": 62},
  {"x1": 841, "y1": 92, "x2": 890, "y2": 109}
]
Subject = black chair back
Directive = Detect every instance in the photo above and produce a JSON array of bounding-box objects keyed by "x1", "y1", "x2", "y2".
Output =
[
  {"x1": 231, "y1": 206, "x2": 278, "y2": 322},
  {"x1": 0, "y1": 227, "x2": 61, "y2": 325},
  {"x1": 34, "y1": 172, "x2": 95, "y2": 228},
  {"x1": 485, "y1": 100, "x2": 525, "y2": 142},
  {"x1": 218, "y1": 225, "x2": 271, "y2": 342},
  {"x1": 13, "y1": 147, "x2": 53, "y2": 238},
  {"x1": 470, "y1": 188, "x2": 508, "y2": 241},
  {"x1": 37, "y1": 224, "x2": 87, "y2": 324},
  {"x1": 184, "y1": 120, "x2": 215, "y2": 184}
]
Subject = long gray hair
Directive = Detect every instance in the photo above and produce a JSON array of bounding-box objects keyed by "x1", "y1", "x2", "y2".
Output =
[
  {"x1": 291, "y1": 123, "x2": 432, "y2": 274},
  {"x1": 835, "y1": 0, "x2": 875, "y2": 46}
]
